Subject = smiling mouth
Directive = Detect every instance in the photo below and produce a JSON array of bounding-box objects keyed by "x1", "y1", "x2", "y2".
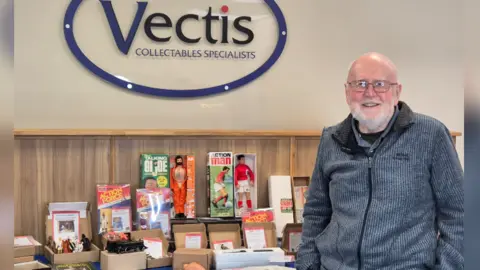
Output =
[{"x1": 362, "y1": 103, "x2": 380, "y2": 108}]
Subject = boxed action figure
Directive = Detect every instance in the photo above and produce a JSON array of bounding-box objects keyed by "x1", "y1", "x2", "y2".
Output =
[
  {"x1": 136, "y1": 188, "x2": 172, "y2": 239},
  {"x1": 207, "y1": 152, "x2": 234, "y2": 217},
  {"x1": 169, "y1": 155, "x2": 196, "y2": 219},
  {"x1": 140, "y1": 154, "x2": 170, "y2": 189},
  {"x1": 96, "y1": 184, "x2": 132, "y2": 234},
  {"x1": 233, "y1": 153, "x2": 257, "y2": 217}
]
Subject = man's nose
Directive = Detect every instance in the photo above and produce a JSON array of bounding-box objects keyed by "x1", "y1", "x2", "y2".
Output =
[{"x1": 364, "y1": 84, "x2": 376, "y2": 97}]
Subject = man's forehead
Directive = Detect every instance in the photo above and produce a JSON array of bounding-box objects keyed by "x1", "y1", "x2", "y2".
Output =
[{"x1": 348, "y1": 64, "x2": 396, "y2": 81}]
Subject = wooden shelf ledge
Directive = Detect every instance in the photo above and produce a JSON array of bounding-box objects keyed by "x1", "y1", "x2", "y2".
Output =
[{"x1": 13, "y1": 129, "x2": 463, "y2": 137}]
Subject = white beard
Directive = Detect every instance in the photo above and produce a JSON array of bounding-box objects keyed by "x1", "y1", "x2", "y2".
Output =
[{"x1": 350, "y1": 103, "x2": 394, "y2": 133}]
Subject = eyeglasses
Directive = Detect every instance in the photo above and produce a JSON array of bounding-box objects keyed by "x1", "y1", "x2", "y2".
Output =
[{"x1": 346, "y1": 80, "x2": 398, "y2": 93}]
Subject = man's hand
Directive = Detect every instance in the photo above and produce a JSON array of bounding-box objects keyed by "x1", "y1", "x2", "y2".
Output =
[
  {"x1": 236, "y1": 185, "x2": 240, "y2": 189},
  {"x1": 250, "y1": 181, "x2": 254, "y2": 186}
]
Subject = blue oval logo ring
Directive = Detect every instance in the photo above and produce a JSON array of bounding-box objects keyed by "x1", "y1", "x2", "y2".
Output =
[{"x1": 63, "y1": 0, "x2": 287, "y2": 98}]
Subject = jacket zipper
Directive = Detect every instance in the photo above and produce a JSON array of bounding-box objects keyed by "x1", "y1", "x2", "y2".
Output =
[{"x1": 357, "y1": 154, "x2": 373, "y2": 270}]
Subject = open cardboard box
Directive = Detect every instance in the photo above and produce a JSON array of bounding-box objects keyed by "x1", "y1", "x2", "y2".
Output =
[
  {"x1": 15, "y1": 235, "x2": 42, "y2": 261},
  {"x1": 242, "y1": 222, "x2": 277, "y2": 248},
  {"x1": 44, "y1": 202, "x2": 100, "y2": 264},
  {"x1": 14, "y1": 261, "x2": 50, "y2": 270},
  {"x1": 207, "y1": 223, "x2": 242, "y2": 249},
  {"x1": 130, "y1": 229, "x2": 172, "y2": 268},
  {"x1": 281, "y1": 223, "x2": 303, "y2": 258},
  {"x1": 100, "y1": 250, "x2": 146, "y2": 270},
  {"x1": 173, "y1": 223, "x2": 211, "y2": 269},
  {"x1": 173, "y1": 248, "x2": 213, "y2": 270},
  {"x1": 172, "y1": 223, "x2": 207, "y2": 249}
]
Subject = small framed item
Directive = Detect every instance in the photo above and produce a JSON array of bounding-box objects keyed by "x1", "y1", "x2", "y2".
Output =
[{"x1": 51, "y1": 211, "x2": 81, "y2": 246}]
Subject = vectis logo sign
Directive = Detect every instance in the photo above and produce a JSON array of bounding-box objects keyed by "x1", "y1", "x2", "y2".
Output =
[
  {"x1": 63, "y1": 0, "x2": 287, "y2": 98},
  {"x1": 103, "y1": 3, "x2": 255, "y2": 56}
]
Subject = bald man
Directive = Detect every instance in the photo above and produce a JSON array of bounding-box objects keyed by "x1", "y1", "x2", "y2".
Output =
[{"x1": 296, "y1": 53, "x2": 463, "y2": 270}]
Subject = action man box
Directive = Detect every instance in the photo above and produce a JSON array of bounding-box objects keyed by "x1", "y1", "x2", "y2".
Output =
[
  {"x1": 207, "y1": 152, "x2": 234, "y2": 217},
  {"x1": 169, "y1": 155, "x2": 196, "y2": 219}
]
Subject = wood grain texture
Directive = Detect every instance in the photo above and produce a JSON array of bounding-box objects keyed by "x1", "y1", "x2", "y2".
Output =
[
  {"x1": 14, "y1": 137, "x2": 110, "y2": 246},
  {"x1": 14, "y1": 131, "x2": 461, "y2": 246},
  {"x1": 114, "y1": 137, "x2": 290, "y2": 217}
]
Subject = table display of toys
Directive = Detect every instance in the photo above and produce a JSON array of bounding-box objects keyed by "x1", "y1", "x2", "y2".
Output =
[{"x1": 46, "y1": 234, "x2": 91, "y2": 254}]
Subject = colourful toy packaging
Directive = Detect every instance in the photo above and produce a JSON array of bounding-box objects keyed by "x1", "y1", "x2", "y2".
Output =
[
  {"x1": 207, "y1": 152, "x2": 234, "y2": 217},
  {"x1": 233, "y1": 153, "x2": 257, "y2": 217},
  {"x1": 140, "y1": 154, "x2": 170, "y2": 188},
  {"x1": 96, "y1": 184, "x2": 132, "y2": 235},
  {"x1": 136, "y1": 188, "x2": 172, "y2": 238},
  {"x1": 169, "y1": 155, "x2": 196, "y2": 219}
]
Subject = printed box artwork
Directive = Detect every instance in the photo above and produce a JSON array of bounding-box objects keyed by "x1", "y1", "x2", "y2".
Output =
[
  {"x1": 140, "y1": 154, "x2": 170, "y2": 188},
  {"x1": 136, "y1": 188, "x2": 172, "y2": 238},
  {"x1": 207, "y1": 152, "x2": 234, "y2": 217},
  {"x1": 242, "y1": 208, "x2": 275, "y2": 223},
  {"x1": 233, "y1": 153, "x2": 257, "y2": 217},
  {"x1": 169, "y1": 155, "x2": 196, "y2": 219},
  {"x1": 97, "y1": 184, "x2": 132, "y2": 235}
]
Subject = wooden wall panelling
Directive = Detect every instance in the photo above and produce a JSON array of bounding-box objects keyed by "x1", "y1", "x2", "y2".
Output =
[
  {"x1": 295, "y1": 137, "x2": 320, "y2": 178},
  {"x1": 13, "y1": 130, "x2": 461, "y2": 247},
  {"x1": 114, "y1": 136, "x2": 290, "y2": 218},
  {"x1": 14, "y1": 137, "x2": 110, "y2": 247}
]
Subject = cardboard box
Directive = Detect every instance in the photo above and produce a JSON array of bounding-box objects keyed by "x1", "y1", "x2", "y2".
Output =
[
  {"x1": 291, "y1": 177, "x2": 310, "y2": 223},
  {"x1": 173, "y1": 248, "x2": 212, "y2": 270},
  {"x1": 173, "y1": 223, "x2": 207, "y2": 249},
  {"x1": 207, "y1": 223, "x2": 242, "y2": 249},
  {"x1": 15, "y1": 236, "x2": 42, "y2": 258},
  {"x1": 100, "y1": 250, "x2": 146, "y2": 270},
  {"x1": 130, "y1": 229, "x2": 172, "y2": 268},
  {"x1": 14, "y1": 256, "x2": 34, "y2": 264},
  {"x1": 242, "y1": 222, "x2": 277, "y2": 248},
  {"x1": 44, "y1": 202, "x2": 100, "y2": 264},
  {"x1": 13, "y1": 261, "x2": 50, "y2": 270},
  {"x1": 281, "y1": 223, "x2": 303, "y2": 258}
]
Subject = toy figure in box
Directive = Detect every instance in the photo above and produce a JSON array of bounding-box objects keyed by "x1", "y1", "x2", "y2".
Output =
[
  {"x1": 208, "y1": 152, "x2": 234, "y2": 217},
  {"x1": 234, "y1": 153, "x2": 257, "y2": 216},
  {"x1": 169, "y1": 155, "x2": 196, "y2": 219},
  {"x1": 170, "y1": 155, "x2": 187, "y2": 218}
]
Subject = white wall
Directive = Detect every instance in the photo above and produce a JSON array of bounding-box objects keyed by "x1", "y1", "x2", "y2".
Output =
[{"x1": 14, "y1": 0, "x2": 463, "y2": 164}]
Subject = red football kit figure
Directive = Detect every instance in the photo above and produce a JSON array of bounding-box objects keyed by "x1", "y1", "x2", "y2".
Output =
[
  {"x1": 234, "y1": 155, "x2": 255, "y2": 209},
  {"x1": 170, "y1": 155, "x2": 187, "y2": 218},
  {"x1": 212, "y1": 167, "x2": 230, "y2": 208}
]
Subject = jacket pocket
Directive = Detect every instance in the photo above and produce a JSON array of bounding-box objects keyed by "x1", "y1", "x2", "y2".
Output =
[{"x1": 315, "y1": 221, "x2": 343, "y2": 270}]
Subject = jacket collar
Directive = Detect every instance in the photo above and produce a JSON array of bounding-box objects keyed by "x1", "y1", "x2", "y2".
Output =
[{"x1": 332, "y1": 101, "x2": 415, "y2": 151}]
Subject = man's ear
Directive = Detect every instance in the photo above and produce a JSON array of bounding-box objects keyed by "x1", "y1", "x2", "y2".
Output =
[{"x1": 396, "y1": 84, "x2": 402, "y2": 100}]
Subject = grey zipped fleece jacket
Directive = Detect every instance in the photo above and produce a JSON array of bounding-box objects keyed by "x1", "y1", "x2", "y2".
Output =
[{"x1": 296, "y1": 102, "x2": 464, "y2": 270}]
